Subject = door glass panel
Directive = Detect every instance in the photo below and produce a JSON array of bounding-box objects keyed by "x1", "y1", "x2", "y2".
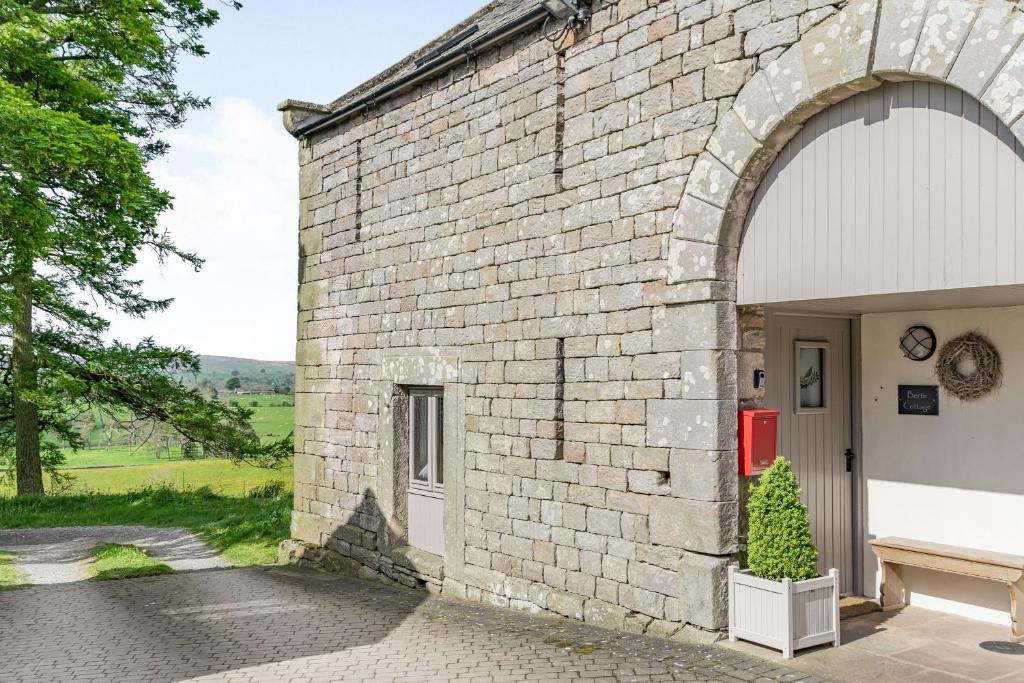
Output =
[
  {"x1": 435, "y1": 396, "x2": 444, "y2": 485},
  {"x1": 412, "y1": 395, "x2": 429, "y2": 482},
  {"x1": 797, "y1": 345, "x2": 826, "y2": 410}
]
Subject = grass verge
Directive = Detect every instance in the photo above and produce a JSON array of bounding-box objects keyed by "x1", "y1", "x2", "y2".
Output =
[
  {"x1": 0, "y1": 486, "x2": 291, "y2": 566},
  {"x1": 0, "y1": 459, "x2": 293, "y2": 497},
  {"x1": 88, "y1": 543, "x2": 173, "y2": 581},
  {"x1": 0, "y1": 551, "x2": 30, "y2": 591}
]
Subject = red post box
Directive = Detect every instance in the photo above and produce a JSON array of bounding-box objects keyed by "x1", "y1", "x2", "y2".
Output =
[{"x1": 738, "y1": 409, "x2": 779, "y2": 476}]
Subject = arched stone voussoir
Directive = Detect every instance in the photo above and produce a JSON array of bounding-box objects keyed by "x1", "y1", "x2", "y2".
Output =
[
  {"x1": 947, "y1": 1, "x2": 1024, "y2": 102},
  {"x1": 982, "y1": 37, "x2": 1024, "y2": 128},
  {"x1": 909, "y1": 0, "x2": 979, "y2": 81},
  {"x1": 668, "y1": 0, "x2": 883, "y2": 287},
  {"x1": 800, "y1": 0, "x2": 878, "y2": 96},
  {"x1": 873, "y1": 0, "x2": 981, "y2": 83},
  {"x1": 686, "y1": 152, "x2": 738, "y2": 212},
  {"x1": 667, "y1": 237, "x2": 738, "y2": 285},
  {"x1": 668, "y1": 0, "x2": 1024, "y2": 288}
]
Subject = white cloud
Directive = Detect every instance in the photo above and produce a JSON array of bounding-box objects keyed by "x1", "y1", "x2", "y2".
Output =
[{"x1": 106, "y1": 97, "x2": 298, "y2": 361}]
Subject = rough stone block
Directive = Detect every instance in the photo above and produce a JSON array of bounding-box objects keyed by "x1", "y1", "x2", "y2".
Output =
[
  {"x1": 392, "y1": 545, "x2": 444, "y2": 580},
  {"x1": 298, "y1": 278, "x2": 330, "y2": 311},
  {"x1": 744, "y1": 17, "x2": 799, "y2": 56},
  {"x1": 583, "y1": 598, "x2": 629, "y2": 629},
  {"x1": 629, "y1": 561, "x2": 679, "y2": 597},
  {"x1": 872, "y1": 0, "x2": 929, "y2": 75},
  {"x1": 678, "y1": 551, "x2": 731, "y2": 629},
  {"x1": 618, "y1": 584, "x2": 665, "y2": 619},
  {"x1": 704, "y1": 59, "x2": 757, "y2": 99},
  {"x1": 671, "y1": 193, "x2": 727, "y2": 246},
  {"x1": 291, "y1": 511, "x2": 324, "y2": 544},
  {"x1": 982, "y1": 29, "x2": 1024, "y2": 125},
  {"x1": 686, "y1": 152, "x2": 739, "y2": 210},
  {"x1": 648, "y1": 495, "x2": 738, "y2": 554},
  {"x1": 910, "y1": 0, "x2": 979, "y2": 80},
  {"x1": 948, "y1": 1, "x2": 1024, "y2": 100},
  {"x1": 669, "y1": 449, "x2": 738, "y2": 502},
  {"x1": 706, "y1": 109, "x2": 760, "y2": 178},
  {"x1": 626, "y1": 470, "x2": 670, "y2": 495},
  {"x1": 548, "y1": 589, "x2": 585, "y2": 620},
  {"x1": 762, "y1": 44, "x2": 811, "y2": 121},
  {"x1": 679, "y1": 350, "x2": 736, "y2": 400},
  {"x1": 800, "y1": 0, "x2": 878, "y2": 97},
  {"x1": 295, "y1": 392, "x2": 326, "y2": 428},
  {"x1": 463, "y1": 564, "x2": 506, "y2": 595},
  {"x1": 667, "y1": 239, "x2": 736, "y2": 283},
  {"x1": 651, "y1": 302, "x2": 737, "y2": 352},
  {"x1": 731, "y1": 71, "x2": 784, "y2": 143},
  {"x1": 646, "y1": 399, "x2": 738, "y2": 451},
  {"x1": 296, "y1": 338, "x2": 328, "y2": 366}
]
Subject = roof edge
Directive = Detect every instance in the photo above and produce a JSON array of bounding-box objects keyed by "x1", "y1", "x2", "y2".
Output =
[
  {"x1": 282, "y1": 3, "x2": 548, "y2": 139},
  {"x1": 277, "y1": 100, "x2": 331, "y2": 136}
]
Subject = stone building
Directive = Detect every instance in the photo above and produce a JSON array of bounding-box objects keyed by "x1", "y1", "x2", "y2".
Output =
[{"x1": 280, "y1": 0, "x2": 1024, "y2": 637}]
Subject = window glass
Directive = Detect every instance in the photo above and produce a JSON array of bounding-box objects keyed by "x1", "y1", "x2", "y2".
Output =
[
  {"x1": 798, "y1": 347, "x2": 825, "y2": 409},
  {"x1": 435, "y1": 397, "x2": 444, "y2": 485},
  {"x1": 412, "y1": 395, "x2": 429, "y2": 482}
]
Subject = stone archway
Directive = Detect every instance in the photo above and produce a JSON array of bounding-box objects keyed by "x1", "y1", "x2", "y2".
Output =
[
  {"x1": 668, "y1": 0, "x2": 1024, "y2": 287},
  {"x1": 652, "y1": 1, "x2": 1024, "y2": 625}
]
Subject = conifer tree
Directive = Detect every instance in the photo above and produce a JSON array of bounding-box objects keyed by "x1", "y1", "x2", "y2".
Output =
[
  {"x1": 746, "y1": 457, "x2": 819, "y2": 581},
  {"x1": 0, "y1": 1, "x2": 290, "y2": 494}
]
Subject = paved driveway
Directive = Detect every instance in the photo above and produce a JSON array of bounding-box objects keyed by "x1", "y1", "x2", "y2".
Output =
[
  {"x1": 0, "y1": 565, "x2": 820, "y2": 682},
  {"x1": 0, "y1": 526, "x2": 229, "y2": 584}
]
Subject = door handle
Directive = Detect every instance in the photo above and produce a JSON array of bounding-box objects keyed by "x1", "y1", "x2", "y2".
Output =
[{"x1": 843, "y1": 448, "x2": 855, "y2": 473}]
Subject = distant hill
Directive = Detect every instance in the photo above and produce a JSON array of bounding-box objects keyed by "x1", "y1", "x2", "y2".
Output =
[
  {"x1": 185, "y1": 355, "x2": 295, "y2": 396},
  {"x1": 198, "y1": 355, "x2": 295, "y2": 376}
]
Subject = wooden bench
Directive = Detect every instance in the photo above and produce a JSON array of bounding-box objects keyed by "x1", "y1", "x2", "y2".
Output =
[{"x1": 870, "y1": 537, "x2": 1024, "y2": 642}]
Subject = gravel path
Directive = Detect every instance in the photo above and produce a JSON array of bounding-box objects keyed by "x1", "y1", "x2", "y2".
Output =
[{"x1": 0, "y1": 526, "x2": 230, "y2": 584}]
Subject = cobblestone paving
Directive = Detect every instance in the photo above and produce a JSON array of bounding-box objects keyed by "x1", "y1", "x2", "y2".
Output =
[{"x1": 0, "y1": 566, "x2": 827, "y2": 682}]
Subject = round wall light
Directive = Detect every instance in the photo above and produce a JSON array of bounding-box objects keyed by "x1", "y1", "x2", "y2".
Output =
[{"x1": 899, "y1": 325, "x2": 937, "y2": 361}]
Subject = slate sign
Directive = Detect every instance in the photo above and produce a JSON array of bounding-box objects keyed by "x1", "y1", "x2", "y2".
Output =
[{"x1": 898, "y1": 385, "x2": 939, "y2": 415}]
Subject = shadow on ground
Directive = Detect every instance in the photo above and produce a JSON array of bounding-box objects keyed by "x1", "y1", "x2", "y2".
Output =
[{"x1": 0, "y1": 565, "x2": 429, "y2": 682}]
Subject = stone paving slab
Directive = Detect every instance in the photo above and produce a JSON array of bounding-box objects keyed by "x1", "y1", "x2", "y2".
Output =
[
  {"x1": 0, "y1": 526, "x2": 229, "y2": 584},
  {"x1": 0, "y1": 565, "x2": 826, "y2": 682},
  {"x1": 724, "y1": 605, "x2": 1024, "y2": 683}
]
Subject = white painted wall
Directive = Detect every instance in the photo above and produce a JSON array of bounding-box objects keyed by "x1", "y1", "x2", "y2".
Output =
[{"x1": 860, "y1": 305, "x2": 1024, "y2": 625}]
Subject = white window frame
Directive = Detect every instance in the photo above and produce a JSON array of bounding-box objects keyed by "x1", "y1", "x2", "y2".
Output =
[{"x1": 408, "y1": 387, "x2": 444, "y2": 498}]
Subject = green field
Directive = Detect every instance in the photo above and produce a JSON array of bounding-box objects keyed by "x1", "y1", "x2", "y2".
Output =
[
  {"x1": 58, "y1": 394, "x2": 294, "y2": 469},
  {"x1": 229, "y1": 393, "x2": 294, "y2": 441},
  {"x1": 60, "y1": 446, "x2": 187, "y2": 468},
  {"x1": 1, "y1": 458, "x2": 293, "y2": 497}
]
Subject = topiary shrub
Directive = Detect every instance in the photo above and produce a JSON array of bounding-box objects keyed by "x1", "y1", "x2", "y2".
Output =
[{"x1": 746, "y1": 456, "x2": 819, "y2": 581}]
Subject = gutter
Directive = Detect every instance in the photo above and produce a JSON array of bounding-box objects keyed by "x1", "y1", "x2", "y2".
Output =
[{"x1": 280, "y1": 5, "x2": 548, "y2": 139}]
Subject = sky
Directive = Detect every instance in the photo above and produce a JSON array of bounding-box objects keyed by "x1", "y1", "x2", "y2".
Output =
[{"x1": 106, "y1": 0, "x2": 486, "y2": 362}]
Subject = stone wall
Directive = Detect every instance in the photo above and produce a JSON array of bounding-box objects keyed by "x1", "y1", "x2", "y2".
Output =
[{"x1": 289, "y1": 0, "x2": 842, "y2": 635}]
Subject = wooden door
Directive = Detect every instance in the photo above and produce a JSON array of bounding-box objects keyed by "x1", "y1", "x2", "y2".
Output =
[{"x1": 765, "y1": 314, "x2": 854, "y2": 593}]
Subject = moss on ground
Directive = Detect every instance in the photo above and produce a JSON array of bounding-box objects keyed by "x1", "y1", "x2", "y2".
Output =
[
  {"x1": 88, "y1": 543, "x2": 173, "y2": 581},
  {"x1": 0, "y1": 551, "x2": 30, "y2": 591}
]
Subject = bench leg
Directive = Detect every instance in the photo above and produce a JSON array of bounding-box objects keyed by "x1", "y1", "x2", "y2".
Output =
[
  {"x1": 879, "y1": 561, "x2": 906, "y2": 611},
  {"x1": 1011, "y1": 579, "x2": 1024, "y2": 643}
]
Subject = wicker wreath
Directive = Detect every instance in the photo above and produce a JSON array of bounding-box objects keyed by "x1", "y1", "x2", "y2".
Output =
[{"x1": 935, "y1": 332, "x2": 1002, "y2": 401}]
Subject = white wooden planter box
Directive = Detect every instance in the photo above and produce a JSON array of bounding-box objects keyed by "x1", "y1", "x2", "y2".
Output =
[{"x1": 728, "y1": 565, "x2": 840, "y2": 659}]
